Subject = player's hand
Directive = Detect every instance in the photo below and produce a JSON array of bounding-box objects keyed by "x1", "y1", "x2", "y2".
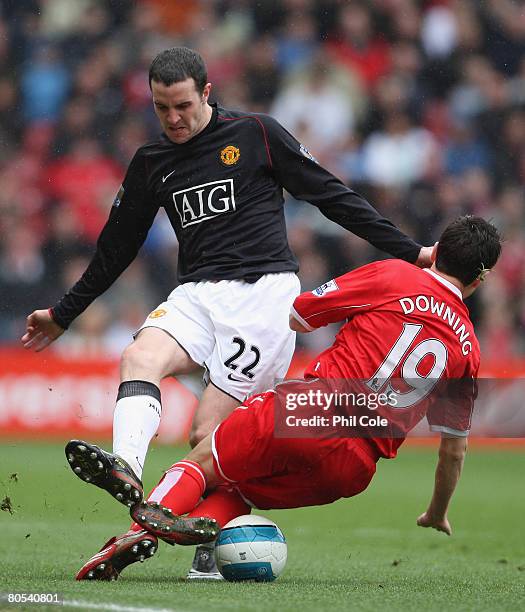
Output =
[
  {"x1": 414, "y1": 244, "x2": 437, "y2": 268},
  {"x1": 417, "y1": 511, "x2": 452, "y2": 535},
  {"x1": 21, "y1": 309, "x2": 65, "y2": 352}
]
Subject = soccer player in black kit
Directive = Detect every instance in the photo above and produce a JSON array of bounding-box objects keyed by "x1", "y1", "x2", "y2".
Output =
[{"x1": 22, "y1": 47, "x2": 432, "y2": 579}]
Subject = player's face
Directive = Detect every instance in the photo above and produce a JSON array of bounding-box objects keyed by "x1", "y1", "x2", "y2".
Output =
[{"x1": 151, "y1": 78, "x2": 212, "y2": 144}]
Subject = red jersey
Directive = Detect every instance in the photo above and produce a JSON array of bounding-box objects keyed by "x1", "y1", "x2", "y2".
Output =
[
  {"x1": 212, "y1": 390, "x2": 379, "y2": 509},
  {"x1": 291, "y1": 260, "x2": 480, "y2": 458}
]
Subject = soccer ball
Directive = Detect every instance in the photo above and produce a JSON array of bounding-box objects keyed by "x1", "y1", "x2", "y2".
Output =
[{"x1": 214, "y1": 515, "x2": 287, "y2": 581}]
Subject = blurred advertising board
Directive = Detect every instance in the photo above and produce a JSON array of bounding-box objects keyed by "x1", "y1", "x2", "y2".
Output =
[
  {"x1": 0, "y1": 349, "x2": 524, "y2": 442},
  {"x1": 0, "y1": 349, "x2": 196, "y2": 443}
]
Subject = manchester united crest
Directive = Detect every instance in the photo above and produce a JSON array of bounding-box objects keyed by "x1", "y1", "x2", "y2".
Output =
[
  {"x1": 220, "y1": 145, "x2": 240, "y2": 166},
  {"x1": 148, "y1": 308, "x2": 167, "y2": 319}
]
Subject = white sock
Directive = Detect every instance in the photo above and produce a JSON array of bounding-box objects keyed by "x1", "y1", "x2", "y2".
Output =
[{"x1": 112, "y1": 395, "x2": 161, "y2": 479}]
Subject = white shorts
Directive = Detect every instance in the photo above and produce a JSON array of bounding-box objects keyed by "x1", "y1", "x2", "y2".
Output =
[{"x1": 137, "y1": 272, "x2": 301, "y2": 401}]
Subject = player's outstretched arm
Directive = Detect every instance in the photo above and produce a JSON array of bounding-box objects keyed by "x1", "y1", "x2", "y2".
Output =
[
  {"x1": 21, "y1": 309, "x2": 65, "y2": 352},
  {"x1": 417, "y1": 435, "x2": 468, "y2": 536}
]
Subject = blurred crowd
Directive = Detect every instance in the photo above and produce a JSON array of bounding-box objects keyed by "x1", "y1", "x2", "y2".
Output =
[{"x1": 0, "y1": 0, "x2": 524, "y2": 359}]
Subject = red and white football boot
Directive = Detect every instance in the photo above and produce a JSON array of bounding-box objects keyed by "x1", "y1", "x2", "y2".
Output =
[{"x1": 75, "y1": 529, "x2": 157, "y2": 581}]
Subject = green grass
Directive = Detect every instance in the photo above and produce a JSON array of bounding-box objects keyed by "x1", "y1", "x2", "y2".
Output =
[{"x1": 0, "y1": 441, "x2": 524, "y2": 611}]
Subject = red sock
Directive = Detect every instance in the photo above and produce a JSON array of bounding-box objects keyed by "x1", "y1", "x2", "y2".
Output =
[
  {"x1": 130, "y1": 460, "x2": 206, "y2": 532},
  {"x1": 187, "y1": 484, "x2": 251, "y2": 527}
]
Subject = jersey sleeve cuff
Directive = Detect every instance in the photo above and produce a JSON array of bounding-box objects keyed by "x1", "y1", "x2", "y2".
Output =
[
  {"x1": 49, "y1": 305, "x2": 69, "y2": 330},
  {"x1": 290, "y1": 306, "x2": 315, "y2": 331},
  {"x1": 429, "y1": 425, "x2": 469, "y2": 437}
]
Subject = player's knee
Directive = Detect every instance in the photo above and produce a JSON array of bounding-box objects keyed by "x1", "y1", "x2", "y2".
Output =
[
  {"x1": 121, "y1": 341, "x2": 167, "y2": 379},
  {"x1": 189, "y1": 424, "x2": 211, "y2": 448}
]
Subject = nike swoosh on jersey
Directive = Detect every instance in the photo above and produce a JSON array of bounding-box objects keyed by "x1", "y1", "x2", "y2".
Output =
[{"x1": 162, "y1": 169, "x2": 176, "y2": 183}]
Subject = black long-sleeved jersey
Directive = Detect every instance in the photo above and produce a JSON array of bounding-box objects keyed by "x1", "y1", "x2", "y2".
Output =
[{"x1": 51, "y1": 104, "x2": 422, "y2": 329}]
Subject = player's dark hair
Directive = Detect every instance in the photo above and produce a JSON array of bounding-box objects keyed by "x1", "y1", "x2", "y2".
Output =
[
  {"x1": 436, "y1": 216, "x2": 502, "y2": 286},
  {"x1": 149, "y1": 47, "x2": 207, "y2": 93}
]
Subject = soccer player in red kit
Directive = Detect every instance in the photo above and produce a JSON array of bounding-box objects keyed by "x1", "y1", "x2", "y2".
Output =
[{"x1": 73, "y1": 216, "x2": 501, "y2": 581}]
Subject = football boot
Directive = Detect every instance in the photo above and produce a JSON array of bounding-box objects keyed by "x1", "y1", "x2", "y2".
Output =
[
  {"x1": 186, "y1": 544, "x2": 224, "y2": 581},
  {"x1": 130, "y1": 501, "x2": 220, "y2": 546},
  {"x1": 76, "y1": 529, "x2": 157, "y2": 581},
  {"x1": 65, "y1": 440, "x2": 143, "y2": 507}
]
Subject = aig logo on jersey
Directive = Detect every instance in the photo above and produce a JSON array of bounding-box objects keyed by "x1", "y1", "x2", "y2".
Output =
[
  {"x1": 173, "y1": 179, "x2": 236, "y2": 228},
  {"x1": 313, "y1": 279, "x2": 338, "y2": 297}
]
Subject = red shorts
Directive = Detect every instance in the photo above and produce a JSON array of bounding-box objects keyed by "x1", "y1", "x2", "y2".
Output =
[{"x1": 211, "y1": 392, "x2": 378, "y2": 510}]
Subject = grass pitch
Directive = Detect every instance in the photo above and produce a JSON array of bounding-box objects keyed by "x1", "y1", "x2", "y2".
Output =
[{"x1": 1, "y1": 441, "x2": 523, "y2": 612}]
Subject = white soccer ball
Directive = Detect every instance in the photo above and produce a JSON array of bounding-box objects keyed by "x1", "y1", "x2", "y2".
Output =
[{"x1": 214, "y1": 515, "x2": 287, "y2": 581}]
